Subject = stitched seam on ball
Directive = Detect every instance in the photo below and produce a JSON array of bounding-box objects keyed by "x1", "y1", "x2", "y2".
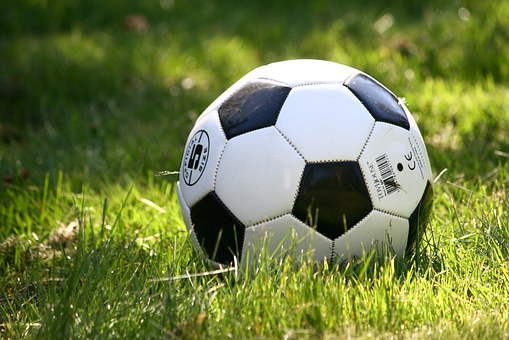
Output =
[
  {"x1": 333, "y1": 211, "x2": 373, "y2": 245},
  {"x1": 213, "y1": 110, "x2": 228, "y2": 140},
  {"x1": 189, "y1": 190, "x2": 216, "y2": 212},
  {"x1": 305, "y1": 158, "x2": 355, "y2": 164},
  {"x1": 357, "y1": 121, "x2": 376, "y2": 162},
  {"x1": 274, "y1": 127, "x2": 307, "y2": 207},
  {"x1": 207, "y1": 112, "x2": 228, "y2": 201},
  {"x1": 255, "y1": 77, "x2": 292, "y2": 87},
  {"x1": 249, "y1": 212, "x2": 293, "y2": 227},
  {"x1": 357, "y1": 157, "x2": 376, "y2": 208},
  {"x1": 211, "y1": 192, "x2": 244, "y2": 223},
  {"x1": 331, "y1": 239, "x2": 335, "y2": 263},
  {"x1": 343, "y1": 72, "x2": 358, "y2": 86},
  {"x1": 355, "y1": 123, "x2": 376, "y2": 207},
  {"x1": 292, "y1": 81, "x2": 344, "y2": 88},
  {"x1": 216, "y1": 78, "x2": 292, "y2": 110},
  {"x1": 210, "y1": 191, "x2": 247, "y2": 263},
  {"x1": 212, "y1": 141, "x2": 228, "y2": 191},
  {"x1": 215, "y1": 82, "x2": 249, "y2": 111},
  {"x1": 274, "y1": 126, "x2": 306, "y2": 162},
  {"x1": 372, "y1": 208, "x2": 407, "y2": 220}
]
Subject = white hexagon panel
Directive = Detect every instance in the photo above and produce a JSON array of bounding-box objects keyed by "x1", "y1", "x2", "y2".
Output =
[
  {"x1": 179, "y1": 110, "x2": 227, "y2": 207},
  {"x1": 277, "y1": 84, "x2": 375, "y2": 162},
  {"x1": 215, "y1": 127, "x2": 305, "y2": 226},
  {"x1": 241, "y1": 214, "x2": 333, "y2": 266},
  {"x1": 333, "y1": 210, "x2": 409, "y2": 260},
  {"x1": 359, "y1": 122, "x2": 431, "y2": 218},
  {"x1": 254, "y1": 59, "x2": 358, "y2": 87}
]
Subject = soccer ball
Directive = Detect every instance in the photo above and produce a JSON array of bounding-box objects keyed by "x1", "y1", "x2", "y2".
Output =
[{"x1": 177, "y1": 59, "x2": 433, "y2": 268}]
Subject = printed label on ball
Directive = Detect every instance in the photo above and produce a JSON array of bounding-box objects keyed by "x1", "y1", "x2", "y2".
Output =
[
  {"x1": 407, "y1": 134, "x2": 426, "y2": 180},
  {"x1": 367, "y1": 153, "x2": 400, "y2": 201},
  {"x1": 182, "y1": 130, "x2": 210, "y2": 186}
]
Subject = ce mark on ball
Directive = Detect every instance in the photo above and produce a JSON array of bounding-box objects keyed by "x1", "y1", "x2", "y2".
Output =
[
  {"x1": 397, "y1": 152, "x2": 416, "y2": 172},
  {"x1": 405, "y1": 152, "x2": 416, "y2": 170}
]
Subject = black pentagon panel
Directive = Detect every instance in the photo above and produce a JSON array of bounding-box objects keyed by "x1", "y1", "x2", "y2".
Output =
[
  {"x1": 406, "y1": 181, "x2": 434, "y2": 255},
  {"x1": 218, "y1": 81, "x2": 291, "y2": 139},
  {"x1": 344, "y1": 73, "x2": 410, "y2": 130},
  {"x1": 190, "y1": 192, "x2": 245, "y2": 264},
  {"x1": 293, "y1": 162, "x2": 373, "y2": 240}
]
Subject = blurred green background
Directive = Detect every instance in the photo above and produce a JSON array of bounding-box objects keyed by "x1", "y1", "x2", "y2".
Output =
[{"x1": 1, "y1": 0, "x2": 507, "y2": 191}]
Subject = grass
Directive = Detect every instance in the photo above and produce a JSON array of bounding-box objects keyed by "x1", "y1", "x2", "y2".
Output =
[{"x1": 1, "y1": 0, "x2": 508, "y2": 338}]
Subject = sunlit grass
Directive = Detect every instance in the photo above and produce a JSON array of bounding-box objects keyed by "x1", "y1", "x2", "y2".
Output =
[{"x1": 1, "y1": 0, "x2": 508, "y2": 338}]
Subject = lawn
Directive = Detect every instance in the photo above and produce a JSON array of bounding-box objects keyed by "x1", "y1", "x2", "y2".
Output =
[{"x1": 1, "y1": 0, "x2": 508, "y2": 338}]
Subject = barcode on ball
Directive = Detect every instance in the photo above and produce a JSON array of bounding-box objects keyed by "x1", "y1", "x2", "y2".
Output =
[{"x1": 376, "y1": 153, "x2": 399, "y2": 195}]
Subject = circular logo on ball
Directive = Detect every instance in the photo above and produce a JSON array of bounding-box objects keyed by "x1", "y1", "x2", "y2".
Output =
[{"x1": 182, "y1": 130, "x2": 210, "y2": 186}]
